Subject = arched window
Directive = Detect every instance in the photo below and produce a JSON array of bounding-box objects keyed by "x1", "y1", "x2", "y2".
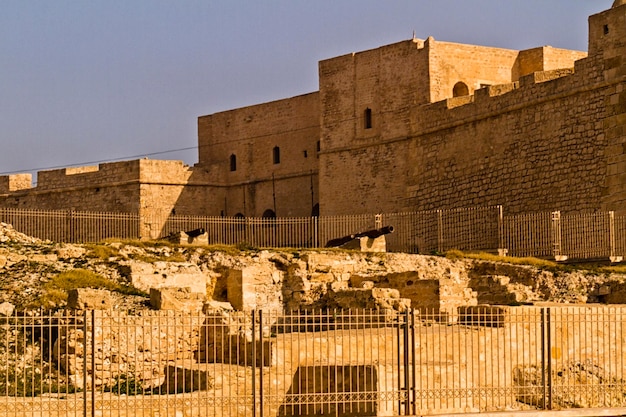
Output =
[
  {"x1": 364, "y1": 108, "x2": 372, "y2": 129},
  {"x1": 262, "y1": 209, "x2": 276, "y2": 218},
  {"x1": 230, "y1": 154, "x2": 237, "y2": 172},
  {"x1": 234, "y1": 212, "x2": 245, "y2": 218},
  {"x1": 453, "y1": 82, "x2": 470, "y2": 97},
  {"x1": 273, "y1": 146, "x2": 280, "y2": 164}
]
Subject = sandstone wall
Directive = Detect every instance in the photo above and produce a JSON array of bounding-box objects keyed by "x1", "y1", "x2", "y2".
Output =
[
  {"x1": 196, "y1": 93, "x2": 320, "y2": 217},
  {"x1": 318, "y1": 5, "x2": 626, "y2": 216}
]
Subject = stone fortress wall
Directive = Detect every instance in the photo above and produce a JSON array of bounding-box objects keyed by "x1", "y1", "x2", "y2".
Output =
[{"x1": 1, "y1": 2, "x2": 626, "y2": 234}]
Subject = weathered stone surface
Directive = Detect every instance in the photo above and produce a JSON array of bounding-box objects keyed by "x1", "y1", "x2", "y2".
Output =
[
  {"x1": 197, "y1": 310, "x2": 275, "y2": 367},
  {"x1": 227, "y1": 263, "x2": 283, "y2": 311},
  {"x1": 67, "y1": 288, "x2": 113, "y2": 310},
  {"x1": 55, "y1": 244, "x2": 87, "y2": 259},
  {"x1": 150, "y1": 287, "x2": 204, "y2": 312},
  {"x1": 128, "y1": 261, "x2": 210, "y2": 294},
  {"x1": 159, "y1": 365, "x2": 213, "y2": 393},
  {"x1": 0, "y1": 301, "x2": 14, "y2": 316},
  {"x1": 514, "y1": 360, "x2": 626, "y2": 408}
]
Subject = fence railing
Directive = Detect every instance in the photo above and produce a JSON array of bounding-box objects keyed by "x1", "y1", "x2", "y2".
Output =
[
  {"x1": 4, "y1": 206, "x2": 626, "y2": 261},
  {"x1": 1, "y1": 307, "x2": 626, "y2": 417}
]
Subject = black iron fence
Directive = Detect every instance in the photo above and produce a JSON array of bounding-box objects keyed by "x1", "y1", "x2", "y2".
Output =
[
  {"x1": 3, "y1": 206, "x2": 626, "y2": 260},
  {"x1": 1, "y1": 307, "x2": 626, "y2": 416}
]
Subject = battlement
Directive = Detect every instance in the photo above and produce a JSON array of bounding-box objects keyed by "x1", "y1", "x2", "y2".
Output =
[
  {"x1": 0, "y1": 174, "x2": 32, "y2": 194},
  {"x1": 0, "y1": 159, "x2": 194, "y2": 195}
]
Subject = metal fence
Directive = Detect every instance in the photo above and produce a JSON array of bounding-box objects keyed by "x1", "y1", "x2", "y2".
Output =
[
  {"x1": 5, "y1": 206, "x2": 626, "y2": 260},
  {"x1": 0, "y1": 208, "x2": 140, "y2": 243},
  {"x1": 1, "y1": 307, "x2": 626, "y2": 417}
]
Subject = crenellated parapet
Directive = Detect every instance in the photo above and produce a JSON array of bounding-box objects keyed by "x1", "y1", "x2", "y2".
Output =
[{"x1": 0, "y1": 174, "x2": 32, "y2": 194}]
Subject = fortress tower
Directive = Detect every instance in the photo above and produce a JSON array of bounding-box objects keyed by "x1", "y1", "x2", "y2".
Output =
[{"x1": 2, "y1": 2, "x2": 626, "y2": 238}]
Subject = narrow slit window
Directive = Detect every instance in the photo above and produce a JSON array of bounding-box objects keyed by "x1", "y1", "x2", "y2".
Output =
[
  {"x1": 273, "y1": 146, "x2": 281, "y2": 164},
  {"x1": 364, "y1": 108, "x2": 372, "y2": 129},
  {"x1": 230, "y1": 154, "x2": 237, "y2": 171}
]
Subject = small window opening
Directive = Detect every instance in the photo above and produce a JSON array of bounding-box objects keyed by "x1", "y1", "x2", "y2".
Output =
[
  {"x1": 230, "y1": 154, "x2": 237, "y2": 171},
  {"x1": 604, "y1": 24, "x2": 610, "y2": 35},
  {"x1": 453, "y1": 82, "x2": 470, "y2": 97},
  {"x1": 303, "y1": 150, "x2": 308, "y2": 158},
  {"x1": 316, "y1": 141, "x2": 321, "y2": 152},
  {"x1": 364, "y1": 108, "x2": 372, "y2": 129},
  {"x1": 273, "y1": 146, "x2": 280, "y2": 164}
]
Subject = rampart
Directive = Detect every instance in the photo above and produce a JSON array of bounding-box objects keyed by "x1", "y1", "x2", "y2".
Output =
[
  {"x1": 2, "y1": 3, "x2": 626, "y2": 230},
  {"x1": 196, "y1": 92, "x2": 320, "y2": 217},
  {"x1": 318, "y1": 4, "x2": 624, "y2": 216}
]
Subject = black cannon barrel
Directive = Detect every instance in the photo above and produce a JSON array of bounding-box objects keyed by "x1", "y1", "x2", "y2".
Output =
[
  {"x1": 325, "y1": 234, "x2": 356, "y2": 248},
  {"x1": 325, "y1": 225, "x2": 394, "y2": 247},
  {"x1": 185, "y1": 228, "x2": 206, "y2": 238},
  {"x1": 354, "y1": 225, "x2": 394, "y2": 239}
]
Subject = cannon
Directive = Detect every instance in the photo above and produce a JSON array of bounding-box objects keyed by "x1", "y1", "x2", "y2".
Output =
[
  {"x1": 185, "y1": 228, "x2": 206, "y2": 238},
  {"x1": 325, "y1": 225, "x2": 394, "y2": 248}
]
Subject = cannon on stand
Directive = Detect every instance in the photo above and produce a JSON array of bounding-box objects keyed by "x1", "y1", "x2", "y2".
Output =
[
  {"x1": 165, "y1": 227, "x2": 208, "y2": 245},
  {"x1": 325, "y1": 226, "x2": 394, "y2": 252}
]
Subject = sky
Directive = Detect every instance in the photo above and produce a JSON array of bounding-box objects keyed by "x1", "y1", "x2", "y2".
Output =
[{"x1": 0, "y1": 1, "x2": 607, "y2": 181}]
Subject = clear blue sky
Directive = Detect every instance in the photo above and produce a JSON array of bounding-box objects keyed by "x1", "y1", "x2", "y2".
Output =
[{"x1": 0, "y1": 1, "x2": 607, "y2": 179}]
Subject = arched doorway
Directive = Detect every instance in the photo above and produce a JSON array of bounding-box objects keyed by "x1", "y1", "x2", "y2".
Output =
[{"x1": 262, "y1": 209, "x2": 276, "y2": 218}]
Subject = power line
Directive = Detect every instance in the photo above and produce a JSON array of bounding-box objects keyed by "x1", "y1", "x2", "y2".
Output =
[
  {"x1": 0, "y1": 146, "x2": 198, "y2": 176},
  {"x1": 1, "y1": 104, "x2": 407, "y2": 176}
]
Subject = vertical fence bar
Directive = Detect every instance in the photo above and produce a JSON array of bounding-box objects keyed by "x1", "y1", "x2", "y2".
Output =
[
  {"x1": 552, "y1": 211, "x2": 562, "y2": 260},
  {"x1": 410, "y1": 309, "x2": 416, "y2": 416},
  {"x1": 541, "y1": 308, "x2": 547, "y2": 410},
  {"x1": 546, "y1": 308, "x2": 552, "y2": 410},
  {"x1": 610, "y1": 211, "x2": 617, "y2": 260},
  {"x1": 259, "y1": 309, "x2": 264, "y2": 417},
  {"x1": 91, "y1": 310, "x2": 96, "y2": 417}
]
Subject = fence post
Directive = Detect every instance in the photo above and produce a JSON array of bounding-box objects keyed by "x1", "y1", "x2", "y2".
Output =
[
  {"x1": 551, "y1": 211, "x2": 565, "y2": 261},
  {"x1": 83, "y1": 310, "x2": 88, "y2": 417},
  {"x1": 245, "y1": 217, "x2": 252, "y2": 246},
  {"x1": 312, "y1": 216, "x2": 319, "y2": 248},
  {"x1": 91, "y1": 310, "x2": 96, "y2": 417},
  {"x1": 252, "y1": 310, "x2": 257, "y2": 417},
  {"x1": 497, "y1": 205, "x2": 508, "y2": 256},
  {"x1": 609, "y1": 211, "x2": 622, "y2": 262},
  {"x1": 375, "y1": 213, "x2": 383, "y2": 229},
  {"x1": 437, "y1": 210, "x2": 444, "y2": 254}
]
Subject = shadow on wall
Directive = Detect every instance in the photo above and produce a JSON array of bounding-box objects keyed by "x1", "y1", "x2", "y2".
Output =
[{"x1": 278, "y1": 365, "x2": 378, "y2": 417}]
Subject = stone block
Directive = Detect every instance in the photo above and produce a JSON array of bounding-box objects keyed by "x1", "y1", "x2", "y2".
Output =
[
  {"x1": 149, "y1": 287, "x2": 205, "y2": 312},
  {"x1": 226, "y1": 265, "x2": 283, "y2": 311},
  {"x1": 0, "y1": 301, "x2": 14, "y2": 316},
  {"x1": 159, "y1": 365, "x2": 213, "y2": 393},
  {"x1": 67, "y1": 288, "x2": 113, "y2": 310}
]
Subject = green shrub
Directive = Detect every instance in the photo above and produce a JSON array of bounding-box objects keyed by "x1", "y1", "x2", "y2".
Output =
[
  {"x1": 29, "y1": 269, "x2": 147, "y2": 309},
  {"x1": 0, "y1": 365, "x2": 77, "y2": 397},
  {"x1": 86, "y1": 244, "x2": 119, "y2": 260},
  {"x1": 104, "y1": 373, "x2": 145, "y2": 396},
  {"x1": 444, "y1": 250, "x2": 558, "y2": 269}
]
